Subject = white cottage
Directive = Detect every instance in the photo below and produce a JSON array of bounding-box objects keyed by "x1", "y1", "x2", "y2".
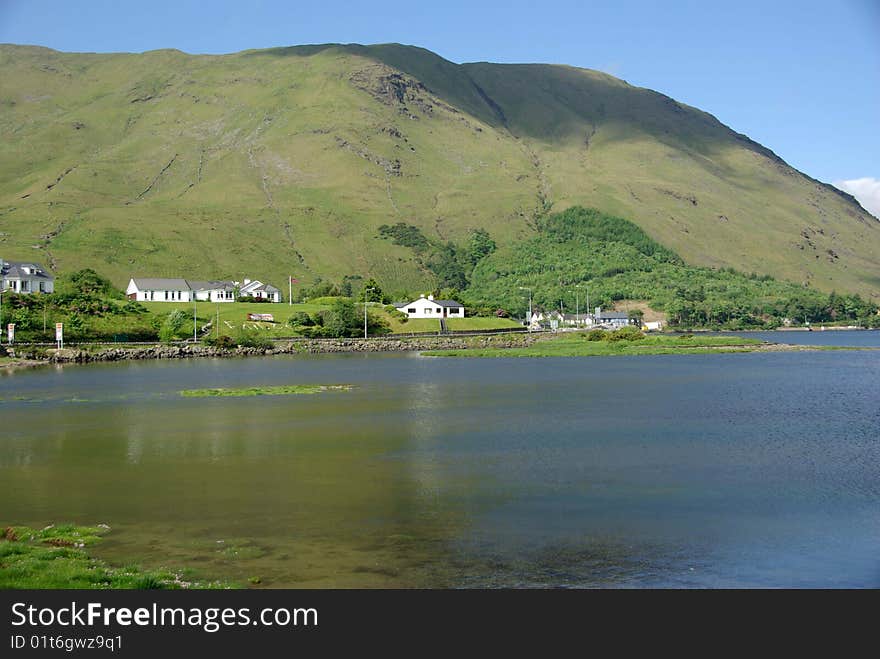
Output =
[
  {"x1": 394, "y1": 295, "x2": 464, "y2": 319},
  {"x1": 0, "y1": 258, "x2": 54, "y2": 294},
  {"x1": 239, "y1": 279, "x2": 281, "y2": 303},
  {"x1": 126, "y1": 278, "x2": 193, "y2": 302}
]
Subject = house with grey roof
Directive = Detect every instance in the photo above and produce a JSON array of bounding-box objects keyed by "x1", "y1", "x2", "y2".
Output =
[
  {"x1": 395, "y1": 295, "x2": 464, "y2": 319},
  {"x1": 126, "y1": 278, "x2": 195, "y2": 302},
  {"x1": 239, "y1": 279, "x2": 281, "y2": 303},
  {"x1": 189, "y1": 280, "x2": 236, "y2": 303},
  {"x1": 126, "y1": 276, "x2": 280, "y2": 303},
  {"x1": 0, "y1": 258, "x2": 54, "y2": 294},
  {"x1": 594, "y1": 308, "x2": 633, "y2": 329}
]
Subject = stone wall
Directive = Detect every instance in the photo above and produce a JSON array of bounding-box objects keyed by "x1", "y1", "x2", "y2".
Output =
[{"x1": 36, "y1": 335, "x2": 540, "y2": 364}]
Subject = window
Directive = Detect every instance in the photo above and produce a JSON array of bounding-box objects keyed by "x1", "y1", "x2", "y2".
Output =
[
  {"x1": 448, "y1": 307, "x2": 460, "y2": 314},
  {"x1": 407, "y1": 308, "x2": 416, "y2": 314}
]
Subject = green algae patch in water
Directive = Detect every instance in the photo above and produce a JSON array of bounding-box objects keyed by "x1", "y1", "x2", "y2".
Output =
[{"x1": 180, "y1": 384, "x2": 353, "y2": 398}]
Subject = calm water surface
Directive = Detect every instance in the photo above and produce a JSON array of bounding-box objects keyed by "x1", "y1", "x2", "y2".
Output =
[
  {"x1": 2, "y1": 335, "x2": 879, "y2": 588},
  {"x1": 714, "y1": 328, "x2": 880, "y2": 347}
]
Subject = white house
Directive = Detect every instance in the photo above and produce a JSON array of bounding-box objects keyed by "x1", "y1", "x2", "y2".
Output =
[
  {"x1": 126, "y1": 278, "x2": 193, "y2": 302},
  {"x1": 190, "y1": 280, "x2": 236, "y2": 303},
  {"x1": 239, "y1": 279, "x2": 281, "y2": 302},
  {"x1": 1, "y1": 258, "x2": 54, "y2": 294},
  {"x1": 394, "y1": 295, "x2": 465, "y2": 319}
]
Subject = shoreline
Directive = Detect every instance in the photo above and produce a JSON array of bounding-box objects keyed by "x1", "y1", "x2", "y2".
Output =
[
  {"x1": 2, "y1": 332, "x2": 871, "y2": 370},
  {"x1": 1, "y1": 334, "x2": 541, "y2": 369}
]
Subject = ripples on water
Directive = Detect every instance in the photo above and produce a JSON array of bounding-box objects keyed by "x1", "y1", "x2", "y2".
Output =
[{"x1": 1, "y1": 335, "x2": 879, "y2": 588}]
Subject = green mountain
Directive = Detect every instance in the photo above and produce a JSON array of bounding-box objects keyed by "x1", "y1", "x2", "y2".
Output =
[{"x1": 1, "y1": 42, "x2": 877, "y2": 300}]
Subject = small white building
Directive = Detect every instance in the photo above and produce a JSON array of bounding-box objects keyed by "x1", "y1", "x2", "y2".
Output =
[
  {"x1": 395, "y1": 295, "x2": 465, "y2": 319},
  {"x1": 239, "y1": 279, "x2": 281, "y2": 303},
  {"x1": 126, "y1": 278, "x2": 193, "y2": 302},
  {"x1": 0, "y1": 258, "x2": 54, "y2": 294}
]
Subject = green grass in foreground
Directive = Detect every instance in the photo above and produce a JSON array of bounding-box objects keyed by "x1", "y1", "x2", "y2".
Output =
[
  {"x1": 181, "y1": 384, "x2": 353, "y2": 397},
  {"x1": 445, "y1": 317, "x2": 523, "y2": 330},
  {"x1": 0, "y1": 525, "x2": 231, "y2": 589},
  {"x1": 423, "y1": 333, "x2": 770, "y2": 358}
]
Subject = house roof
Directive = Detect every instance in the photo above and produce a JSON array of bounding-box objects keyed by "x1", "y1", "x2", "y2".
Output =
[
  {"x1": 130, "y1": 278, "x2": 191, "y2": 290},
  {"x1": 393, "y1": 302, "x2": 408, "y2": 309},
  {"x1": 252, "y1": 283, "x2": 279, "y2": 293},
  {"x1": 403, "y1": 297, "x2": 462, "y2": 307},
  {"x1": 1, "y1": 260, "x2": 54, "y2": 281},
  {"x1": 239, "y1": 280, "x2": 262, "y2": 292},
  {"x1": 189, "y1": 280, "x2": 235, "y2": 292},
  {"x1": 598, "y1": 311, "x2": 629, "y2": 319}
]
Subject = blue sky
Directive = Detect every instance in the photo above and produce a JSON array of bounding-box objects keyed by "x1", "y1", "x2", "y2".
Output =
[{"x1": 1, "y1": 0, "x2": 878, "y2": 210}]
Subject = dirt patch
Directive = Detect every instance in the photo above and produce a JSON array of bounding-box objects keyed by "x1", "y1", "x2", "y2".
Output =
[{"x1": 610, "y1": 300, "x2": 667, "y2": 324}]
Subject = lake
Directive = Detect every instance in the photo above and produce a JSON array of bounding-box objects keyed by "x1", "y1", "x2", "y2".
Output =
[{"x1": 2, "y1": 332, "x2": 879, "y2": 587}]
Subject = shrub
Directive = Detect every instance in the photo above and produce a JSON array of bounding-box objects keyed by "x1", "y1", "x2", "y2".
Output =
[
  {"x1": 586, "y1": 329, "x2": 607, "y2": 341},
  {"x1": 122, "y1": 300, "x2": 148, "y2": 314},
  {"x1": 287, "y1": 312, "x2": 313, "y2": 328},
  {"x1": 235, "y1": 329, "x2": 274, "y2": 349},
  {"x1": 387, "y1": 308, "x2": 408, "y2": 324},
  {"x1": 158, "y1": 310, "x2": 188, "y2": 343},
  {"x1": 204, "y1": 335, "x2": 236, "y2": 349},
  {"x1": 608, "y1": 326, "x2": 645, "y2": 341},
  {"x1": 62, "y1": 268, "x2": 119, "y2": 298}
]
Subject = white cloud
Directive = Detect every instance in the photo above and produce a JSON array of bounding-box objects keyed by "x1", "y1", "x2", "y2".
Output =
[{"x1": 833, "y1": 177, "x2": 880, "y2": 219}]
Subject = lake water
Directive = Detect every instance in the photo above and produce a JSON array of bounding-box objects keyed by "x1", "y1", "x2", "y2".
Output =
[
  {"x1": 2, "y1": 332, "x2": 879, "y2": 588},
  {"x1": 713, "y1": 329, "x2": 880, "y2": 347}
]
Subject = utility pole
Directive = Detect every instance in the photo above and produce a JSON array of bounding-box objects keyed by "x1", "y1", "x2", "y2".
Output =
[
  {"x1": 364, "y1": 287, "x2": 375, "y2": 339},
  {"x1": 519, "y1": 286, "x2": 532, "y2": 331},
  {"x1": 586, "y1": 288, "x2": 590, "y2": 326},
  {"x1": 193, "y1": 297, "x2": 198, "y2": 342}
]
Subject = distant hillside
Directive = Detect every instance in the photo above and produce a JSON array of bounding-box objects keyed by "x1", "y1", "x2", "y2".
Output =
[{"x1": 0, "y1": 42, "x2": 877, "y2": 299}]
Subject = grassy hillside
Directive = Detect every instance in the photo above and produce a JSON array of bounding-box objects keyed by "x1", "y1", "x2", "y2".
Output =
[{"x1": 0, "y1": 42, "x2": 877, "y2": 302}]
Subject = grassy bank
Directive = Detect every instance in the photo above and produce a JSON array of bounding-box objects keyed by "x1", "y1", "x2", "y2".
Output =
[
  {"x1": 446, "y1": 317, "x2": 522, "y2": 331},
  {"x1": 423, "y1": 332, "x2": 781, "y2": 358},
  {"x1": 141, "y1": 300, "x2": 331, "y2": 339},
  {"x1": 0, "y1": 525, "x2": 232, "y2": 589}
]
